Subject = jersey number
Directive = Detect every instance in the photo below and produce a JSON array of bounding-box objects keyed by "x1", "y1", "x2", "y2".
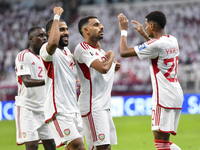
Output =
[
  {"x1": 38, "y1": 67, "x2": 43, "y2": 77},
  {"x1": 163, "y1": 56, "x2": 178, "y2": 82}
]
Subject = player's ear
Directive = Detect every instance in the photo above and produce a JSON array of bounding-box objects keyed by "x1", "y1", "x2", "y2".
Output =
[
  {"x1": 47, "y1": 31, "x2": 50, "y2": 37},
  {"x1": 150, "y1": 22, "x2": 155, "y2": 30},
  {"x1": 29, "y1": 36, "x2": 33, "y2": 43}
]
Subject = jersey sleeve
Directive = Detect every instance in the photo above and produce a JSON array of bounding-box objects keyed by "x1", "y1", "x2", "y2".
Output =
[
  {"x1": 74, "y1": 44, "x2": 99, "y2": 67},
  {"x1": 15, "y1": 53, "x2": 31, "y2": 76},
  {"x1": 39, "y1": 42, "x2": 53, "y2": 62},
  {"x1": 134, "y1": 39, "x2": 160, "y2": 60}
]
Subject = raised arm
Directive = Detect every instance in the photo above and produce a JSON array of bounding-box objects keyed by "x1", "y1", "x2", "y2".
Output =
[
  {"x1": 118, "y1": 13, "x2": 137, "y2": 58},
  {"x1": 20, "y1": 75, "x2": 45, "y2": 87},
  {"x1": 46, "y1": 7, "x2": 64, "y2": 55},
  {"x1": 90, "y1": 50, "x2": 115, "y2": 74}
]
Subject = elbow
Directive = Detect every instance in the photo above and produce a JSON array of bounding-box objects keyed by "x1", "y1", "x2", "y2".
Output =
[{"x1": 120, "y1": 51, "x2": 128, "y2": 58}]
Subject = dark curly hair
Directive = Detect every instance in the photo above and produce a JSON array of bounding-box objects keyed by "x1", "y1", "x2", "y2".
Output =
[
  {"x1": 78, "y1": 15, "x2": 97, "y2": 37},
  {"x1": 46, "y1": 19, "x2": 65, "y2": 33},
  {"x1": 146, "y1": 11, "x2": 166, "y2": 29}
]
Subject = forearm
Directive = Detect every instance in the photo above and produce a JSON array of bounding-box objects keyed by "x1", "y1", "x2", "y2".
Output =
[
  {"x1": 102, "y1": 54, "x2": 115, "y2": 73},
  {"x1": 23, "y1": 79, "x2": 45, "y2": 87},
  {"x1": 120, "y1": 36, "x2": 129, "y2": 57},
  {"x1": 47, "y1": 20, "x2": 60, "y2": 55}
]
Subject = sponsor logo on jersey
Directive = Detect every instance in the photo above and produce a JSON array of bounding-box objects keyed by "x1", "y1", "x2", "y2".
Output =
[
  {"x1": 31, "y1": 62, "x2": 35, "y2": 65},
  {"x1": 64, "y1": 129, "x2": 70, "y2": 136},
  {"x1": 98, "y1": 133, "x2": 105, "y2": 141},
  {"x1": 95, "y1": 52, "x2": 99, "y2": 55},
  {"x1": 22, "y1": 132, "x2": 26, "y2": 138},
  {"x1": 20, "y1": 65, "x2": 23, "y2": 70},
  {"x1": 138, "y1": 43, "x2": 146, "y2": 51}
]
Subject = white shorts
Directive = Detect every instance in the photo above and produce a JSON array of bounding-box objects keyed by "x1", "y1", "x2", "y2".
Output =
[
  {"x1": 82, "y1": 109, "x2": 117, "y2": 150},
  {"x1": 47, "y1": 112, "x2": 84, "y2": 148},
  {"x1": 151, "y1": 105, "x2": 181, "y2": 135},
  {"x1": 15, "y1": 106, "x2": 53, "y2": 145}
]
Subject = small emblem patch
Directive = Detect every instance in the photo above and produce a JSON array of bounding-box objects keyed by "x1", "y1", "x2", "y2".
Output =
[
  {"x1": 98, "y1": 133, "x2": 105, "y2": 141},
  {"x1": 20, "y1": 65, "x2": 23, "y2": 69},
  {"x1": 22, "y1": 132, "x2": 26, "y2": 138},
  {"x1": 64, "y1": 129, "x2": 70, "y2": 136},
  {"x1": 138, "y1": 43, "x2": 146, "y2": 51}
]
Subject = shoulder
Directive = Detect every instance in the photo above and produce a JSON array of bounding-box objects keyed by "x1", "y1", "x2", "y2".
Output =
[{"x1": 16, "y1": 49, "x2": 30, "y2": 62}]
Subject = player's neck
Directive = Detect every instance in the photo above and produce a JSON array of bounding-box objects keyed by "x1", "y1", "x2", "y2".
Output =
[
  {"x1": 29, "y1": 46, "x2": 39, "y2": 55},
  {"x1": 153, "y1": 30, "x2": 165, "y2": 39},
  {"x1": 84, "y1": 39, "x2": 98, "y2": 48},
  {"x1": 58, "y1": 45, "x2": 64, "y2": 50}
]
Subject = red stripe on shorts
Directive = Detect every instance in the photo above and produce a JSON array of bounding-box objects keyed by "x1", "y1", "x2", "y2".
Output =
[{"x1": 53, "y1": 119, "x2": 64, "y2": 138}]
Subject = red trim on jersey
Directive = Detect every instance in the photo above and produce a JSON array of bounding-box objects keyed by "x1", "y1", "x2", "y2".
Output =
[
  {"x1": 17, "y1": 106, "x2": 22, "y2": 138},
  {"x1": 18, "y1": 49, "x2": 29, "y2": 61},
  {"x1": 88, "y1": 113, "x2": 98, "y2": 142},
  {"x1": 151, "y1": 56, "x2": 160, "y2": 105},
  {"x1": 77, "y1": 62, "x2": 92, "y2": 117},
  {"x1": 81, "y1": 42, "x2": 98, "y2": 50},
  {"x1": 41, "y1": 59, "x2": 57, "y2": 122},
  {"x1": 27, "y1": 49, "x2": 40, "y2": 59},
  {"x1": 53, "y1": 119, "x2": 64, "y2": 138},
  {"x1": 17, "y1": 76, "x2": 23, "y2": 95}
]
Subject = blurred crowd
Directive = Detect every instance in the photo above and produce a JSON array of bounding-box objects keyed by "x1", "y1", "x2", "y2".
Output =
[{"x1": 0, "y1": 0, "x2": 199, "y2": 99}]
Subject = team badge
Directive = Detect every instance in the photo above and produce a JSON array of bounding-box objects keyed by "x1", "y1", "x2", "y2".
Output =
[
  {"x1": 98, "y1": 133, "x2": 105, "y2": 141},
  {"x1": 64, "y1": 129, "x2": 70, "y2": 136},
  {"x1": 22, "y1": 132, "x2": 26, "y2": 138},
  {"x1": 20, "y1": 65, "x2": 23, "y2": 69},
  {"x1": 138, "y1": 43, "x2": 146, "y2": 51}
]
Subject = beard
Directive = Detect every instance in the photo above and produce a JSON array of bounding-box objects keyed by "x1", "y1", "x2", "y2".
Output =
[{"x1": 59, "y1": 36, "x2": 68, "y2": 47}]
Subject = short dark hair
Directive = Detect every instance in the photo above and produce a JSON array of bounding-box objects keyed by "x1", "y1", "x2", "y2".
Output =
[
  {"x1": 46, "y1": 19, "x2": 65, "y2": 33},
  {"x1": 78, "y1": 16, "x2": 97, "y2": 37},
  {"x1": 145, "y1": 11, "x2": 166, "y2": 29},
  {"x1": 28, "y1": 27, "x2": 42, "y2": 37}
]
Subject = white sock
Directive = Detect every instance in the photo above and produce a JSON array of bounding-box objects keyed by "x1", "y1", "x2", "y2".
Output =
[{"x1": 170, "y1": 143, "x2": 181, "y2": 150}]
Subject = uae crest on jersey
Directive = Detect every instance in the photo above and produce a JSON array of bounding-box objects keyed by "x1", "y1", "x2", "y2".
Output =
[
  {"x1": 20, "y1": 65, "x2": 23, "y2": 70},
  {"x1": 64, "y1": 129, "x2": 70, "y2": 136},
  {"x1": 22, "y1": 132, "x2": 26, "y2": 138},
  {"x1": 98, "y1": 133, "x2": 105, "y2": 141}
]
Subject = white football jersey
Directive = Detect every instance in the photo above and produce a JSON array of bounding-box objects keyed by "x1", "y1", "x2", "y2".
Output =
[
  {"x1": 15, "y1": 49, "x2": 44, "y2": 112},
  {"x1": 40, "y1": 43, "x2": 80, "y2": 122},
  {"x1": 134, "y1": 35, "x2": 183, "y2": 109},
  {"x1": 74, "y1": 42, "x2": 116, "y2": 116}
]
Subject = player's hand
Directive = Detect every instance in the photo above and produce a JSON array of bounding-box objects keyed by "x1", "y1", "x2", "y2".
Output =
[
  {"x1": 96, "y1": 42, "x2": 101, "y2": 51},
  {"x1": 113, "y1": 58, "x2": 121, "y2": 72},
  {"x1": 105, "y1": 50, "x2": 115, "y2": 58},
  {"x1": 53, "y1": 6, "x2": 64, "y2": 16},
  {"x1": 131, "y1": 20, "x2": 147, "y2": 36},
  {"x1": 131, "y1": 20, "x2": 150, "y2": 41},
  {"x1": 118, "y1": 13, "x2": 129, "y2": 31}
]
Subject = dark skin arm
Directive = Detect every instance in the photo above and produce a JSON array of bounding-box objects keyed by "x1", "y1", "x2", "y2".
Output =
[{"x1": 21, "y1": 75, "x2": 45, "y2": 87}]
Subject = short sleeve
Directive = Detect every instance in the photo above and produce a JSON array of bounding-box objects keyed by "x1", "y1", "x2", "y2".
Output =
[
  {"x1": 135, "y1": 39, "x2": 160, "y2": 60},
  {"x1": 15, "y1": 54, "x2": 31, "y2": 76},
  {"x1": 39, "y1": 42, "x2": 53, "y2": 62},
  {"x1": 74, "y1": 44, "x2": 98, "y2": 67}
]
